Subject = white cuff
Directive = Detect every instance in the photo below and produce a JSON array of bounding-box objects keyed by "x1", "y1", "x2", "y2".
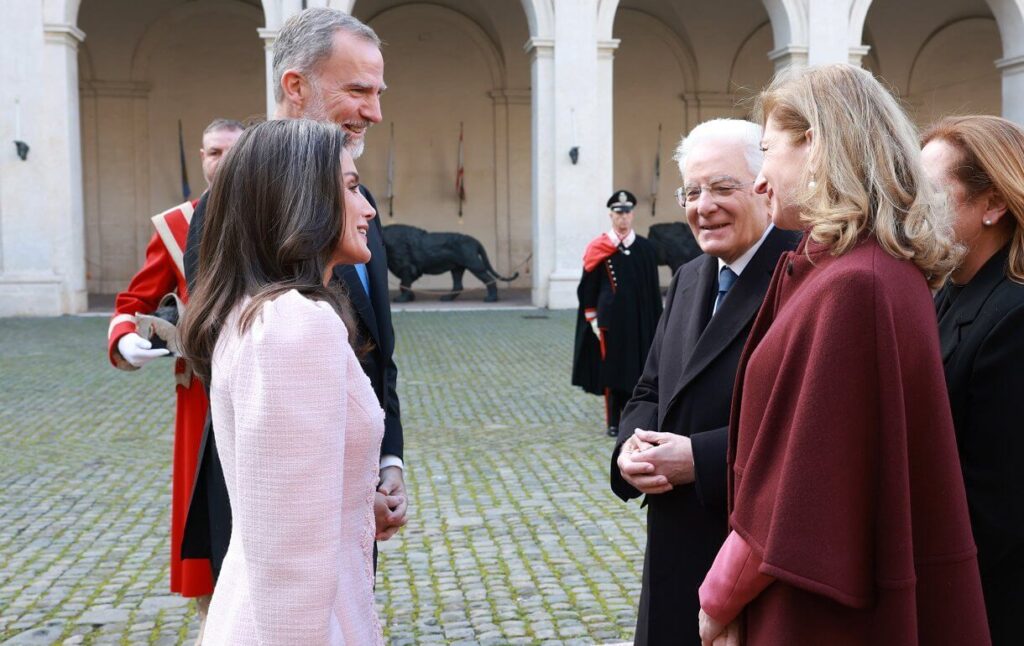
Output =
[{"x1": 380, "y1": 455, "x2": 404, "y2": 471}]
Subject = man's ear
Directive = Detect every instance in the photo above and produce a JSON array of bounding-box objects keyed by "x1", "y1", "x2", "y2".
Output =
[{"x1": 279, "y1": 69, "x2": 308, "y2": 110}]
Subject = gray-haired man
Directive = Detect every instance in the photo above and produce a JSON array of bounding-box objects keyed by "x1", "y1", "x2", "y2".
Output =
[
  {"x1": 182, "y1": 8, "x2": 407, "y2": 585},
  {"x1": 610, "y1": 119, "x2": 798, "y2": 645}
]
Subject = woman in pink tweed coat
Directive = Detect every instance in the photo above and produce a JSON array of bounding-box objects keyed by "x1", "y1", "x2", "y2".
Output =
[{"x1": 181, "y1": 119, "x2": 384, "y2": 645}]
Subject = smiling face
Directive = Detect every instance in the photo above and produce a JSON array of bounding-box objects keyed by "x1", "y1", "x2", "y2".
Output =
[
  {"x1": 682, "y1": 139, "x2": 769, "y2": 264},
  {"x1": 304, "y1": 31, "x2": 385, "y2": 158},
  {"x1": 754, "y1": 115, "x2": 811, "y2": 230},
  {"x1": 332, "y1": 148, "x2": 376, "y2": 269}
]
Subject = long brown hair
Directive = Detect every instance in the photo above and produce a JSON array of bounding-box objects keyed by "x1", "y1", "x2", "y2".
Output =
[
  {"x1": 755, "y1": 64, "x2": 961, "y2": 288},
  {"x1": 181, "y1": 119, "x2": 357, "y2": 383},
  {"x1": 922, "y1": 115, "x2": 1024, "y2": 284}
]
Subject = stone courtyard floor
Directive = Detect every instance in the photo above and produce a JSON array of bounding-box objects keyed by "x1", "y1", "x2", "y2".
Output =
[{"x1": 0, "y1": 310, "x2": 645, "y2": 645}]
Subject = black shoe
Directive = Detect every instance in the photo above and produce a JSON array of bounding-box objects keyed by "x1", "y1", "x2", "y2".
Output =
[{"x1": 607, "y1": 426, "x2": 618, "y2": 438}]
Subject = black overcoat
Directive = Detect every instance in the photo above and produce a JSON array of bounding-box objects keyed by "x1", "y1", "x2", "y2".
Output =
[
  {"x1": 609, "y1": 227, "x2": 797, "y2": 646},
  {"x1": 935, "y1": 245, "x2": 1024, "y2": 645},
  {"x1": 180, "y1": 186, "x2": 402, "y2": 577},
  {"x1": 572, "y1": 236, "x2": 662, "y2": 395}
]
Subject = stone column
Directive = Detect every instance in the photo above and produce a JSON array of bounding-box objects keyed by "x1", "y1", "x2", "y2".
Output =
[
  {"x1": 525, "y1": 37, "x2": 555, "y2": 306},
  {"x1": 258, "y1": 28, "x2": 279, "y2": 118},
  {"x1": 44, "y1": 22, "x2": 88, "y2": 313},
  {"x1": 768, "y1": 44, "x2": 810, "y2": 72},
  {"x1": 997, "y1": 55, "x2": 1024, "y2": 125},
  {"x1": 807, "y1": 0, "x2": 870, "y2": 67},
  {"x1": 0, "y1": 17, "x2": 91, "y2": 316},
  {"x1": 543, "y1": 0, "x2": 617, "y2": 309}
]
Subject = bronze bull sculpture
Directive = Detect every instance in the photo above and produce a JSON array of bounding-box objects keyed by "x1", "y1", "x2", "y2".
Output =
[{"x1": 382, "y1": 224, "x2": 519, "y2": 302}]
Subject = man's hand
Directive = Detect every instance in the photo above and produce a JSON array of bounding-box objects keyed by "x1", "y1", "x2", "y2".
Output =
[
  {"x1": 589, "y1": 318, "x2": 601, "y2": 338},
  {"x1": 117, "y1": 332, "x2": 170, "y2": 368},
  {"x1": 634, "y1": 429, "x2": 696, "y2": 486},
  {"x1": 617, "y1": 431, "x2": 673, "y2": 494},
  {"x1": 375, "y1": 466, "x2": 408, "y2": 541},
  {"x1": 699, "y1": 609, "x2": 740, "y2": 646}
]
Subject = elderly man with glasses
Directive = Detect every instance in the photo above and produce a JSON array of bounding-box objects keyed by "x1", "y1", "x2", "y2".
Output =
[{"x1": 609, "y1": 119, "x2": 798, "y2": 645}]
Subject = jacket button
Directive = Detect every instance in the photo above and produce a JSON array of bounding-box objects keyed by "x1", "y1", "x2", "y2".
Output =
[{"x1": 786, "y1": 262, "x2": 794, "y2": 276}]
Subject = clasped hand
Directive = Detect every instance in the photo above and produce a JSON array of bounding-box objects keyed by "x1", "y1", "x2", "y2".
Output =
[
  {"x1": 616, "y1": 428, "x2": 696, "y2": 494},
  {"x1": 374, "y1": 466, "x2": 408, "y2": 541},
  {"x1": 698, "y1": 609, "x2": 741, "y2": 646}
]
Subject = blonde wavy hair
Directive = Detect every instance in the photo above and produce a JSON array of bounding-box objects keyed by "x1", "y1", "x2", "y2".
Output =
[
  {"x1": 922, "y1": 115, "x2": 1024, "y2": 284},
  {"x1": 755, "y1": 64, "x2": 960, "y2": 287}
]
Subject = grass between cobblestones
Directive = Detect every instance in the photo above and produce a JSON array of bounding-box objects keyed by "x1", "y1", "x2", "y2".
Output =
[{"x1": 0, "y1": 311, "x2": 645, "y2": 645}]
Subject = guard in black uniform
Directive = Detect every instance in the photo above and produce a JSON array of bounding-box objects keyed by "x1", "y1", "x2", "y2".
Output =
[{"x1": 572, "y1": 190, "x2": 663, "y2": 436}]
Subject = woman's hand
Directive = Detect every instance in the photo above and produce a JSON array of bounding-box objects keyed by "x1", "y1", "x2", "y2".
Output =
[{"x1": 698, "y1": 609, "x2": 740, "y2": 646}]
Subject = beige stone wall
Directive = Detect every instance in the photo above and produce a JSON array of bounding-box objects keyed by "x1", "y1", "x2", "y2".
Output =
[
  {"x1": 355, "y1": 0, "x2": 534, "y2": 292},
  {"x1": 864, "y1": 0, "x2": 1001, "y2": 126},
  {"x1": 79, "y1": 0, "x2": 265, "y2": 294},
  {"x1": 68, "y1": 0, "x2": 1010, "y2": 301}
]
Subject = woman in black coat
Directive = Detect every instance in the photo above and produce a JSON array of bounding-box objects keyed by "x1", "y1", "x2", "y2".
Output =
[{"x1": 922, "y1": 115, "x2": 1024, "y2": 645}]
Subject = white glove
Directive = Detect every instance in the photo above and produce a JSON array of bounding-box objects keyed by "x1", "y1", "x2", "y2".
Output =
[
  {"x1": 117, "y1": 332, "x2": 170, "y2": 368},
  {"x1": 590, "y1": 318, "x2": 601, "y2": 338}
]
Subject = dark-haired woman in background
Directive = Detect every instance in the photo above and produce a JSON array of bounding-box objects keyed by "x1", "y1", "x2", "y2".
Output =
[
  {"x1": 922, "y1": 115, "x2": 1024, "y2": 645},
  {"x1": 180, "y1": 119, "x2": 383, "y2": 645}
]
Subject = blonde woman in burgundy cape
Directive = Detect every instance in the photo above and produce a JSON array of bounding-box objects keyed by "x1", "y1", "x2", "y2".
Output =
[
  {"x1": 696, "y1": 64, "x2": 991, "y2": 645},
  {"x1": 180, "y1": 119, "x2": 384, "y2": 645}
]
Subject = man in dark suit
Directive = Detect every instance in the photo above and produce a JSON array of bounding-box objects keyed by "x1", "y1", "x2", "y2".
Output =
[
  {"x1": 181, "y1": 7, "x2": 406, "y2": 577},
  {"x1": 610, "y1": 119, "x2": 798, "y2": 646}
]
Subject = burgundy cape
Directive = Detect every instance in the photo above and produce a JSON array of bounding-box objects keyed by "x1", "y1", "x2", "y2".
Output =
[{"x1": 727, "y1": 234, "x2": 991, "y2": 645}]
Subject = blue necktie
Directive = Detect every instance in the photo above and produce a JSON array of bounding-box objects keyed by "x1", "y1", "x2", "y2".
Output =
[
  {"x1": 354, "y1": 263, "x2": 370, "y2": 296},
  {"x1": 715, "y1": 266, "x2": 737, "y2": 314}
]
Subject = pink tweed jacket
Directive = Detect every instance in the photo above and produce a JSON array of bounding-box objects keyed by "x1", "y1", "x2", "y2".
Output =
[{"x1": 203, "y1": 290, "x2": 384, "y2": 645}]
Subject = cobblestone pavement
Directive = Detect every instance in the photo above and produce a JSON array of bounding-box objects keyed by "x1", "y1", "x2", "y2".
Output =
[{"x1": 0, "y1": 311, "x2": 645, "y2": 645}]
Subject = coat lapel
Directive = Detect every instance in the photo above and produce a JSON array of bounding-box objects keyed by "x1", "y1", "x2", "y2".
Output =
[
  {"x1": 672, "y1": 228, "x2": 795, "y2": 397},
  {"x1": 336, "y1": 263, "x2": 381, "y2": 346},
  {"x1": 660, "y1": 255, "x2": 717, "y2": 413},
  {"x1": 937, "y1": 246, "x2": 1009, "y2": 363}
]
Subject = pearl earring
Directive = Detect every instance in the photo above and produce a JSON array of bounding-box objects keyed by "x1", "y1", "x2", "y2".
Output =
[
  {"x1": 808, "y1": 180, "x2": 817, "y2": 189},
  {"x1": 984, "y1": 219, "x2": 993, "y2": 226}
]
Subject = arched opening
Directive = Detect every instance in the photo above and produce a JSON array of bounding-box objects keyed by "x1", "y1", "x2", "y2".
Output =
[
  {"x1": 862, "y1": 0, "x2": 1001, "y2": 126},
  {"x1": 78, "y1": 0, "x2": 265, "y2": 296},
  {"x1": 354, "y1": 1, "x2": 532, "y2": 293}
]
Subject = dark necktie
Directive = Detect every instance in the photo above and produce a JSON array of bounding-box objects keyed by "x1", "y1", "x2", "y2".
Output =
[{"x1": 715, "y1": 266, "x2": 737, "y2": 314}]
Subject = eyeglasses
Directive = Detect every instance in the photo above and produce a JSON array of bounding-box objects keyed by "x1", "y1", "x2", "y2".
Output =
[{"x1": 675, "y1": 182, "x2": 752, "y2": 207}]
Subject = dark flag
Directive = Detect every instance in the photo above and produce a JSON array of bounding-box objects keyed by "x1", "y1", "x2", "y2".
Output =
[
  {"x1": 386, "y1": 122, "x2": 395, "y2": 217},
  {"x1": 178, "y1": 120, "x2": 191, "y2": 200},
  {"x1": 651, "y1": 123, "x2": 662, "y2": 217},
  {"x1": 456, "y1": 122, "x2": 465, "y2": 220}
]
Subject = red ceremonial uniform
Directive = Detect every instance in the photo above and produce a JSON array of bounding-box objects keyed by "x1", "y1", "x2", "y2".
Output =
[{"x1": 108, "y1": 200, "x2": 213, "y2": 598}]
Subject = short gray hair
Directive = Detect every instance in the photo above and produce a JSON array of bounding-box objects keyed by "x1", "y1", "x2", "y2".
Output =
[
  {"x1": 272, "y1": 8, "x2": 381, "y2": 104},
  {"x1": 202, "y1": 118, "x2": 245, "y2": 137},
  {"x1": 674, "y1": 118, "x2": 764, "y2": 181}
]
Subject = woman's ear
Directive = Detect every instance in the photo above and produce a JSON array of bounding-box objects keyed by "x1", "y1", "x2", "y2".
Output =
[
  {"x1": 982, "y1": 189, "x2": 1009, "y2": 227},
  {"x1": 804, "y1": 128, "x2": 814, "y2": 146}
]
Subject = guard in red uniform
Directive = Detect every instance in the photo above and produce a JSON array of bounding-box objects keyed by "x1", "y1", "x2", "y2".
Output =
[
  {"x1": 107, "y1": 118, "x2": 243, "y2": 638},
  {"x1": 572, "y1": 190, "x2": 663, "y2": 437}
]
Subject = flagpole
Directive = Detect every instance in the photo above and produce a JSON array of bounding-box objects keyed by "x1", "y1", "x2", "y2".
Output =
[
  {"x1": 456, "y1": 122, "x2": 465, "y2": 222},
  {"x1": 651, "y1": 123, "x2": 661, "y2": 217},
  {"x1": 178, "y1": 119, "x2": 191, "y2": 201},
  {"x1": 386, "y1": 122, "x2": 395, "y2": 218}
]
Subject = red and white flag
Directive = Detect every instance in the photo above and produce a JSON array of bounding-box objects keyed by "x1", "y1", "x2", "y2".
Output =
[{"x1": 456, "y1": 122, "x2": 466, "y2": 219}]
